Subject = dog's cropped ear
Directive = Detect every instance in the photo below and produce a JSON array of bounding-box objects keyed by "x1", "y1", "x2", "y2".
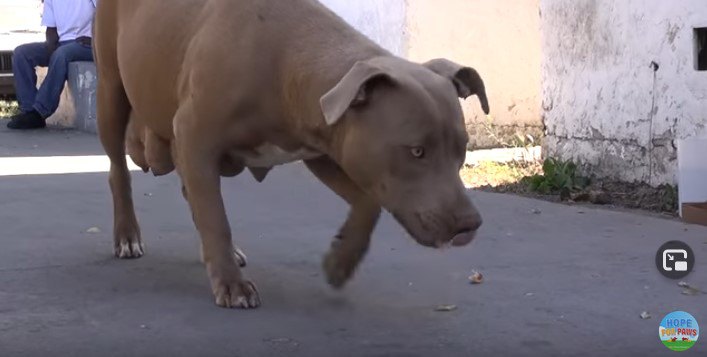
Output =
[
  {"x1": 320, "y1": 61, "x2": 391, "y2": 125},
  {"x1": 423, "y1": 58, "x2": 490, "y2": 115}
]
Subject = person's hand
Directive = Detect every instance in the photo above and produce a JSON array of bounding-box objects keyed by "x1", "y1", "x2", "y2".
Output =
[{"x1": 46, "y1": 41, "x2": 58, "y2": 56}]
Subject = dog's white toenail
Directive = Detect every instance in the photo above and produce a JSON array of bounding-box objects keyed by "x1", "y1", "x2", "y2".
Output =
[
  {"x1": 236, "y1": 296, "x2": 247, "y2": 308},
  {"x1": 131, "y1": 242, "x2": 144, "y2": 256}
]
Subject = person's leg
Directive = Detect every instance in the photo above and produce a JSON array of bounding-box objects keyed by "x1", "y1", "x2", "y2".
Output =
[
  {"x1": 33, "y1": 41, "x2": 94, "y2": 118},
  {"x1": 11, "y1": 42, "x2": 50, "y2": 114}
]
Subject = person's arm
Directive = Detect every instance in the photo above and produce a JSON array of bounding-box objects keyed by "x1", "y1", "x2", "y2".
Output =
[
  {"x1": 41, "y1": 0, "x2": 58, "y2": 55},
  {"x1": 45, "y1": 27, "x2": 59, "y2": 54}
]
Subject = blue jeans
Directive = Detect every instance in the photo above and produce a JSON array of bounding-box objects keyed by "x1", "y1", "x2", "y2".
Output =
[{"x1": 13, "y1": 40, "x2": 94, "y2": 117}]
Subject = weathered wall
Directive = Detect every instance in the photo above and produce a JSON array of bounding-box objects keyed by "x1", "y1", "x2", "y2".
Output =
[
  {"x1": 407, "y1": 0, "x2": 543, "y2": 149},
  {"x1": 320, "y1": 0, "x2": 543, "y2": 150},
  {"x1": 541, "y1": 0, "x2": 707, "y2": 185}
]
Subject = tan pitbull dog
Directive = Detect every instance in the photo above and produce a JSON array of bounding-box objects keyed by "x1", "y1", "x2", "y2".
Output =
[{"x1": 93, "y1": 0, "x2": 489, "y2": 308}]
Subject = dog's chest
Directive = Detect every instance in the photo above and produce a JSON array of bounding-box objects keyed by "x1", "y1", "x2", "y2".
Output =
[{"x1": 235, "y1": 143, "x2": 322, "y2": 168}]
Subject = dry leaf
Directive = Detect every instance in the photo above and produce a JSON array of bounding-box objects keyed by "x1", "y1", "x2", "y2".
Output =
[
  {"x1": 86, "y1": 227, "x2": 101, "y2": 234},
  {"x1": 682, "y1": 287, "x2": 701, "y2": 296},
  {"x1": 640, "y1": 311, "x2": 651, "y2": 319},
  {"x1": 676, "y1": 282, "x2": 701, "y2": 295},
  {"x1": 469, "y1": 271, "x2": 484, "y2": 284},
  {"x1": 435, "y1": 304, "x2": 458, "y2": 312}
]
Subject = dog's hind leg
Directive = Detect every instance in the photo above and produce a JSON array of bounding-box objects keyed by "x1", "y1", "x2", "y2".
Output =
[{"x1": 305, "y1": 156, "x2": 381, "y2": 289}]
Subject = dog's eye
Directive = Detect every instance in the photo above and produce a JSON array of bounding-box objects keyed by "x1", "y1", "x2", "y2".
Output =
[{"x1": 410, "y1": 147, "x2": 425, "y2": 159}]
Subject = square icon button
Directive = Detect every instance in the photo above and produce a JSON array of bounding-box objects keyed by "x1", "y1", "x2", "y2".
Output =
[{"x1": 675, "y1": 261, "x2": 688, "y2": 272}]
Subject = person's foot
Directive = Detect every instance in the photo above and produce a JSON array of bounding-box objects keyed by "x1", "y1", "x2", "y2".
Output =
[{"x1": 6, "y1": 110, "x2": 46, "y2": 130}]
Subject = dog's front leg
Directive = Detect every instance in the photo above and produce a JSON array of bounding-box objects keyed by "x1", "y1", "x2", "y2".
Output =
[
  {"x1": 181, "y1": 184, "x2": 248, "y2": 268},
  {"x1": 175, "y1": 111, "x2": 259, "y2": 309},
  {"x1": 305, "y1": 157, "x2": 381, "y2": 288}
]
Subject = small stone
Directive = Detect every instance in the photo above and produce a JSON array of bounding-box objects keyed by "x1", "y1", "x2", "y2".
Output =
[
  {"x1": 678, "y1": 281, "x2": 690, "y2": 288},
  {"x1": 144, "y1": 193, "x2": 153, "y2": 197},
  {"x1": 640, "y1": 311, "x2": 651, "y2": 320},
  {"x1": 264, "y1": 337, "x2": 299, "y2": 348},
  {"x1": 435, "y1": 304, "x2": 458, "y2": 312},
  {"x1": 86, "y1": 227, "x2": 101, "y2": 234},
  {"x1": 530, "y1": 208, "x2": 542, "y2": 215},
  {"x1": 140, "y1": 324, "x2": 147, "y2": 329},
  {"x1": 468, "y1": 271, "x2": 484, "y2": 284},
  {"x1": 524, "y1": 292, "x2": 535, "y2": 297}
]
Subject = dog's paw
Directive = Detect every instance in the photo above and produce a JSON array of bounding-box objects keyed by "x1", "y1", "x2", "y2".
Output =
[
  {"x1": 323, "y1": 251, "x2": 354, "y2": 289},
  {"x1": 213, "y1": 279, "x2": 260, "y2": 309},
  {"x1": 207, "y1": 261, "x2": 260, "y2": 309},
  {"x1": 114, "y1": 224, "x2": 144, "y2": 259}
]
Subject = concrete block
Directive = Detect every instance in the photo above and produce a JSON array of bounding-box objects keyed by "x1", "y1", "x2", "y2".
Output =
[
  {"x1": 41, "y1": 61, "x2": 97, "y2": 133},
  {"x1": 67, "y1": 61, "x2": 97, "y2": 133},
  {"x1": 39, "y1": 67, "x2": 74, "y2": 128}
]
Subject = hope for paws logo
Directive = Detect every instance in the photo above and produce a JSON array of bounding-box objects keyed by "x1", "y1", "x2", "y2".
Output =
[{"x1": 659, "y1": 311, "x2": 699, "y2": 352}]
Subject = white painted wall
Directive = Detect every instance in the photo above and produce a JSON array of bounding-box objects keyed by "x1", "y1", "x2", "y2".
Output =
[
  {"x1": 319, "y1": 0, "x2": 544, "y2": 150},
  {"x1": 542, "y1": 0, "x2": 707, "y2": 185},
  {"x1": 406, "y1": 0, "x2": 543, "y2": 149},
  {"x1": 318, "y1": 0, "x2": 407, "y2": 56}
]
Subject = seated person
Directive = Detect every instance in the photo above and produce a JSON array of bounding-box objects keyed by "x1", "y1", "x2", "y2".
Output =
[{"x1": 7, "y1": 0, "x2": 96, "y2": 130}]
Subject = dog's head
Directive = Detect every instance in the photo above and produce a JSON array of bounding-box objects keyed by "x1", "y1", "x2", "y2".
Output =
[{"x1": 320, "y1": 56, "x2": 489, "y2": 248}]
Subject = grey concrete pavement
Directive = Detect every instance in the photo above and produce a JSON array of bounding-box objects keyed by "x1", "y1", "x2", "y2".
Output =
[{"x1": 1, "y1": 124, "x2": 706, "y2": 356}]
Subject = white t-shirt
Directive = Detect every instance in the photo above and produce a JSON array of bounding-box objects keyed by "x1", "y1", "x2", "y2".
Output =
[{"x1": 41, "y1": 0, "x2": 97, "y2": 41}]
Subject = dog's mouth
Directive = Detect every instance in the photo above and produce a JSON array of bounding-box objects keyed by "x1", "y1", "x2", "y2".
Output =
[
  {"x1": 449, "y1": 228, "x2": 476, "y2": 247},
  {"x1": 393, "y1": 212, "x2": 478, "y2": 248},
  {"x1": 426, "y1": 229, "x2": 476, "y2": 248}
]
